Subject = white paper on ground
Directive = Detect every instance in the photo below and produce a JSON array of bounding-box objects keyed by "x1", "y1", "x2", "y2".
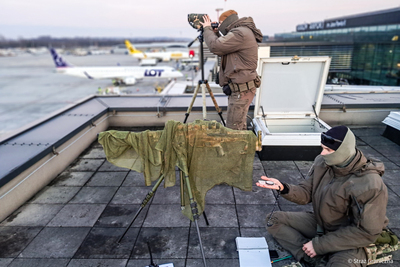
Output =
[{"x1": 236, "y1": 237, "x2": 272, "y2": 267}]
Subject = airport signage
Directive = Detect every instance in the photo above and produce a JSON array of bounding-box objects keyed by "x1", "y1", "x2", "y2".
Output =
[{"x1": 325, "y1": 19, "x2": 347, "y2": 29}]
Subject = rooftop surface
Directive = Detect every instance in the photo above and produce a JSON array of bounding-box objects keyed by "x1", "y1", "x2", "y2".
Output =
[{"x1": 0, "y1": 125, "x2": 399, "y2": 267}]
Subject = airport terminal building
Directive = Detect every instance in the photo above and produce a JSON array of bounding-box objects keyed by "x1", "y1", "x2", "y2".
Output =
[{"x1": 264, "y1": 7, "x2": 400, "y2": 86}]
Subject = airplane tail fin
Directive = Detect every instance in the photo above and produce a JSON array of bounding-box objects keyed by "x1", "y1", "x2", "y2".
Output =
[
  {"x1": 49, "y1": 48, "x2": 71, "y2": 67},
  {"x1": 125, "y1": 40, "x2": 146, "y2": 57}
]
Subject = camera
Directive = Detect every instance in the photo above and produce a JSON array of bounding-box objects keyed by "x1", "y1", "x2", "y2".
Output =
[
  {"x1": 188, "y1": 13, "x2": 207, "y2": 30},
  {"x1": 188, "y1": 14, "x2": 219, "y2": 30}
]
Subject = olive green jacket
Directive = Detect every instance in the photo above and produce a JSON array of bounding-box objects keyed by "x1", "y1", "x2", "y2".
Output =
[
  {"x1": 203, "y1": 17, "x2": 263, "y2": 86},
  {"x1": 283, "y1": 149, "x2": 388, "y2": 255}
]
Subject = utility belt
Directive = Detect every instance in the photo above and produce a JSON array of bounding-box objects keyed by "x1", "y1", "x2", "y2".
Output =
[{"x1": 228, "y1": 80, "x2": 256, "y2": 93}]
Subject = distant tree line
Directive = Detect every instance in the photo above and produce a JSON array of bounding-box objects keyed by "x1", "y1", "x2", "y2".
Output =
[{"x1": 0, "y1": 36, "x2": 191, "y2": 49}]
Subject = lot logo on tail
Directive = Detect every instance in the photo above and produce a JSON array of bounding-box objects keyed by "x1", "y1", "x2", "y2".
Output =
[
  {"x1": 144, "y1": 69, "x2": 164, "y2": 77},
  {"x1": 50, "y1": 48, "x2": 69, "y2": 67}
]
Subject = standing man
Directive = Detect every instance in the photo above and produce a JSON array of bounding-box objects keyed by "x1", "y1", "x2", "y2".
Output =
[
  {"x1": 200, "y1": 10, "x2": 263, "y2": 130},
  {"x1": 257, "y1": 126, "x2": 389, "y2": 266}
]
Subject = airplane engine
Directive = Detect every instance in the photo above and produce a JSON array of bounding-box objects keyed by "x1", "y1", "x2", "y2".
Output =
[{"x1": 122, "y1": 77, "x2": 137, "y2": 85}]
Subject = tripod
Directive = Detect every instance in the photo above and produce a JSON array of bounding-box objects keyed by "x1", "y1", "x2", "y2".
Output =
[
  {"x1": 117, "y1": 172, "x2": 208, "y2": 267},
  {"x1": 184, "y1": 27, "x2": 225, "y2": 126}
]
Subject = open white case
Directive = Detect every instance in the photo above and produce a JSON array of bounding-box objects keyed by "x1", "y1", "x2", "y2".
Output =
[{"x1": 252, "y1": 56, "x2": 332, "y2": 160}]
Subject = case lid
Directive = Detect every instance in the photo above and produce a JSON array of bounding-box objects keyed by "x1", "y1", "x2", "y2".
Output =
[{"x1": 254, "y1": 56, "x2": 331, "y2": 118}]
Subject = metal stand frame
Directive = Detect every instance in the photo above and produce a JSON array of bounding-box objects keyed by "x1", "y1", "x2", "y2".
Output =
[
  {"x1": 117, "y1": 172, "x2": 208, "y2": 267},
  {"x1": 184, "y1": 27, "x2": 225, "y2": 126}
]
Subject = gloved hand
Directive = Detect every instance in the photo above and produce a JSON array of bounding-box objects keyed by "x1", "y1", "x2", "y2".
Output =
[{"x1": 256, "y1": 176, "x2": 284, "y2": 191}]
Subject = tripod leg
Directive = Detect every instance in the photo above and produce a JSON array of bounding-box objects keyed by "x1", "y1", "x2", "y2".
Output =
[
  {"x1": 205, "y1": 82, "x2": 226, "y2": 126},
  {"x1": 180, "y1": 171, "x2": 185, "y2": 210},
  {"x1": 184, "y1": 81, "x2": 201, "y2": 123},
  {"x1": 203, "y1": 211, "x2": 210, "y2": 226},
  {"x1": 201, "y1": 83, "x2": 207, "y2": 120},
  {"x1": 117, "y1": 174, "x2": 165, "y2": 243},
  {"x1": 183, "y1": 174, "x2": 207, "y2": 267}
]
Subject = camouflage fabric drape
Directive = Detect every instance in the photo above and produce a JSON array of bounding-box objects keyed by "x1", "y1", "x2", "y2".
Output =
[{"x1": 98, "y1": 120, "x2": 257, "y2": 220}]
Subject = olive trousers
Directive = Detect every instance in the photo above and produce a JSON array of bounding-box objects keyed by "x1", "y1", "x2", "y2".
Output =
[
  {"x1": 226, "y1": 87, "x2": 256, "y2": 130},
  {"x1": 267, "y1": 211, "x2": 368, "y2": 267}
]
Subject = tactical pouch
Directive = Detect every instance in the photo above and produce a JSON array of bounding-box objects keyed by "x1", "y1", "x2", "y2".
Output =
[
  {"x1": 223, "y1": 84, "x2": 232, "y2": 96},
  {"x1": 254, "y1": 76, "x2": 261, "y2": 88}
]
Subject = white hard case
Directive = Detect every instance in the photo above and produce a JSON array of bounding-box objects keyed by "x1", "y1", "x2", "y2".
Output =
[{"x1": 253, "y1": 56, "x2": 332, "y2": 147}]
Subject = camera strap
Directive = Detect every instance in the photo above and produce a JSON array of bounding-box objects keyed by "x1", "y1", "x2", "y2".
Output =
[{"x1": 266, "y1": 190, "x2": 281, "y2": 227}]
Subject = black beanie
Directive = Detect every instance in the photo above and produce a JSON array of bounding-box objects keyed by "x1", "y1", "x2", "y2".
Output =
[{"x1": 321, "y1": 126, "x2": 348, "y2": 151}]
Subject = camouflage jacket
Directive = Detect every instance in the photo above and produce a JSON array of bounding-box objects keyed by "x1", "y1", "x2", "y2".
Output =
[
  {"x1": 203, "y1": 17, "x2": 263, "y2": 86},
  {"x1": 282, "y1": 149, "x2": 389, "y2": 255}
]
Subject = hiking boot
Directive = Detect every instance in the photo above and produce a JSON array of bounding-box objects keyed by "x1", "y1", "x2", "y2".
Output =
[{"x1": 302, "y1": 254, "x2": 328, "y2": 267}]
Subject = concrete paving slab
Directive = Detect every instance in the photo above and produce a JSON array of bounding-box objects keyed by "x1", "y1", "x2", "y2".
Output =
[
  {"x1": 262, "y1": 161, "x2": 298, "y2": 170},
  {"x1": 359, "y1": 136, "x2": 397, "y2": 147},
  {"x1": 69, "y1": 187, "x2": 119, "y2": 204},
  {"x1": 382, "y1": 170, "x2": 400, "y2": 186},
  {"x1": 121, "y1": 171, "x2": 146, "y2": 187},
  {"x1": 143, "y1": 204, "x2": 190, "y2": 228},
  {"x1": 389, "y1": 186, "x2": 400, "y2": 197},
  {"x1": 8, "y1": 259, "x2": 70, "y2": 267},
  {"x1": 98, "y1": 161, "x2": 130, "y2": 172},
  {"x1": 374, "y1": 145, "x2": 400, "y2": 158},
  {"x1": 236, "y1": 204, "x2": 272, "y2": 228},
  {"x1": 18, "y1": 227, "x2": 90, "y2": 258},
  {"x1": 48, "y1": 204, "x2": 106, "y2": 227},
  {"x1": 95, "y1": 204, "x2": 148, "y2": 228},
  {"x1": 49, "y1": 172, "x2": 94, "y2": 187},
  {"x1": 387, "y1": 206, "x2": 400, "y2": 228},
  {"x1": 152, "y1": 184, "x2": 181, "y2": 204},
  {"x1": 186, "y1": 259, "x2": 240, "y2": 267},
  {"x1": 233, "y1": 185, "x2": 276, "y2": 205},
  {"x1": 0, "y1": 227, "x2": 42, "y2": 257},
  {"x1": 388, "y1": 188, "x2": 400, "y2": 206},
  {"x1": 266, "y1": 169, "x2": 305, "y2": 185},
  {"x1": 28, "y1": 186, "x2": 80, "y2": 204},
  {"x1": 351, "y1": 127, "x2": 385, "y2": 137},
  {"x1": 80, "y1": 147, "x2": 106, "y2": 159},
  {"x1": 187, "y1": 227, "x2": 239, "y2": 259},
  {"x1": 193, "y1": 205, "x2": 238, "y2": 228},
  {"x1": 358, "y1": 146, "x2": 385, "y2": 159},
  {"x1": 67, "y1": 259, "x2": 127, "y2": 267},
  {"x1": 111, "y1": 187, "x2": 153, "y2": 205},
  {"x1": 253, "y1": 162, "x2": 263, "y2": 170},
  {"x1": 204, "y1": 185, "x2": 235, "y2": 204},
  {"x1": 381, "y1": 160, "x2": 400, "y2": 170},
  {"x1": 68, "y1": 159, "x2": 105, "y2": 172},
  {"x1": 74, "y1": 228, "x2": 139, "y2": 259},
  {"x1": 0, "y1": 259, "x2": 13, "y2": 267},
  {"x1": 127, "y1": 259, "x2": 185, "y2": 267},
  {"x1": 86, "y1": 171, "x2": 128, "y2": 187},
  {"x1": 294, "y1": 161, "x2": 314, "y2": 171},
  {"x1": 0, "y1": 204, "x2": 63, "y2": 227},
  {"x1": 131, "y1": 228, "x2": 189, "y2": 259}
]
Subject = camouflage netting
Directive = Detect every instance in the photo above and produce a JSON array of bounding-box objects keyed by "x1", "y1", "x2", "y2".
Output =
[{"x1": 98, "y1": 120, "x2": 257, "y2": 220}]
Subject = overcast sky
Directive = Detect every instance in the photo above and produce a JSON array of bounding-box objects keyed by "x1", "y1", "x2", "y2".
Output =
[{"x1": 0, "y1": 0, "x2": 399, "y2": 39}]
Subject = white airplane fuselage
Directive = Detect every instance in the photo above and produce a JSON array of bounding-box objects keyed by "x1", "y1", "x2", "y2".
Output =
[{"x1": 132, "y1": 51, "x2": 192, "y2": 61}]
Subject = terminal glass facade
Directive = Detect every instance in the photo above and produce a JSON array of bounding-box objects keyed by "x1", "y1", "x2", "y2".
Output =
[{"x1": 268, "y1": 24, "x2": 400, "y2": 86}]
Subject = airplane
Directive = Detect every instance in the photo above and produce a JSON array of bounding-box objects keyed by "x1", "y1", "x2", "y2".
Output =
[
  {"x1": 125, "y1": 40, "x2": 195, "y2": 62},
  {"x1": 49, "y1": 48, "x2": 183, "y2": 85}
]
